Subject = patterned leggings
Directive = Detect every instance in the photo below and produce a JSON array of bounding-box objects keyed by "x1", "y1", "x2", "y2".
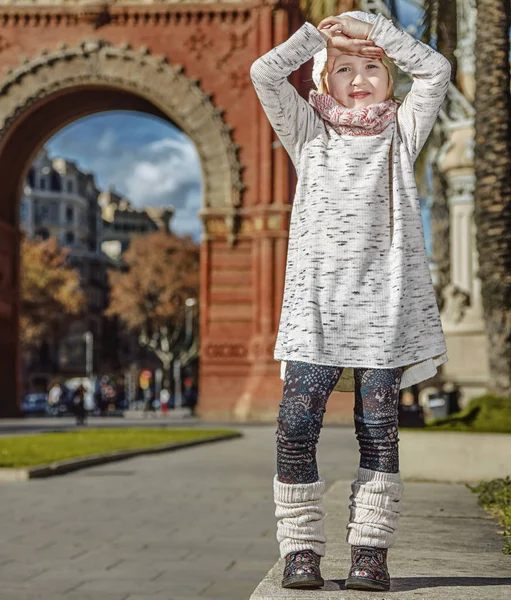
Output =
[{"x1": 276, "y1": 361, "x2": 404, "y2": 484}]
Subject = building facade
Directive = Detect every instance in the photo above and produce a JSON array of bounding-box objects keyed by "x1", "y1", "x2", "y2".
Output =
[
  {"x1": 20, "y1": 148, "x2": 109, "y2": 388},
  {"x1": 98, "y1": 187, "x2": 175, "y2": 376},
  {"x1": 99, "y1": 187, "x2": 174, "y2": 261}
]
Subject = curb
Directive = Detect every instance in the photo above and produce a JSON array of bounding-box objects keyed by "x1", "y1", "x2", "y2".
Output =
[{"x1": 0, "y1": 431, "x2": 242, "y2": 481}]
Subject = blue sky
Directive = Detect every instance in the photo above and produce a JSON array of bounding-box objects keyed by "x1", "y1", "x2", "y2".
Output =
[
  {"x1": 47, "y1": 113, "x2": 203, "y2": 241},
  {"x1": 45, "y1": 0, "x2": 425, "y2": 246}
]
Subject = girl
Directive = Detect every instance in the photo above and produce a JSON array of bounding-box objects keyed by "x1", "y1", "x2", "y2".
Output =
[{"x1": 250, "y1": 9, "x2": 451, "y2": 592}]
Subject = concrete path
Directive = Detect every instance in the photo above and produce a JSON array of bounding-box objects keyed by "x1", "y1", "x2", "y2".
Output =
[{"x1": 0, "y1": 423, "x2": 509, "y2": 599}]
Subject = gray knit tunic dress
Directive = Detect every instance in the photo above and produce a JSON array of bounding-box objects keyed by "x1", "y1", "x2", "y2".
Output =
[{"x1": 250, "y1": 14, "x2": 451, "y2": 392}]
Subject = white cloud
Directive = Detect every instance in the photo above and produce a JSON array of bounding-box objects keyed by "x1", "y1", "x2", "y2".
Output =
[
  {"x1": 97, "y1": 129, "x2": 117, "y2": 153},
  {"x1": 47, "y1": 113, "x2": 204, "y2": 240},
  {"x1": 169, "y1": 186, "x2": 203, "y2": 241},
  {"x1": 123, "y1": 137, "x2": 202, "y2": 208}
]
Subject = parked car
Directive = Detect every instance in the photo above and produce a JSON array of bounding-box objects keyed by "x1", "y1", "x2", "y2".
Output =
[{"x1": 21, "y1": 393, "x2": 50, "y2": 417}]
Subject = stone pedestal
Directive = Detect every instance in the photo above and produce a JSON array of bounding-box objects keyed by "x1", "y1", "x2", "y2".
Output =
[{"x1": 439, "y1": 126, "x2": 489, "y2": 407}]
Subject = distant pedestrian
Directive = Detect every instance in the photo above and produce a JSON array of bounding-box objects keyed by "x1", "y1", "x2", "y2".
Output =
[
  {"x1": 143, "y1": 388, "x2": 155, "y2": 417},
  {"x1": 160, "y1": 388, "x2": 170, "y2": 416},
  {"x1": 48, "y1": 382, "x2": 62, "y2": 408},
  {"x1": 98, "y1": 380, "x2": 110, "y2": 416},
  {"x1": 183, "y1": 377, "x2": 198, "y2": 416},
  {"x1": 73, "y1": 384, "x2": 87, "y2": 426}
]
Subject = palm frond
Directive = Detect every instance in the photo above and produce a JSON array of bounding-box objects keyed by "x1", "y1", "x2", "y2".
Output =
[
  {"x1": 420, "y1": 0, "x2": 439, "y2": 46},
  {"x1": 300, "y1": 0, "x2": 340, "y2": 26}
]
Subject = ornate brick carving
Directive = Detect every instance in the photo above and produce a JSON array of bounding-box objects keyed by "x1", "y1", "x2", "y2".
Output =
[
  {"x1": 216, "y1": 29, "x2": 251, "y2": 93},
  {"x1": 0, "y1": 0, "x2": 252, "y2": 6},
  {"x1": 0, "y1": 35, "x2": 10, "y2": 53},
  {"x1": 0, "y1": 38, "x2": 245, "y2": 239},
  {"x1": 205, "y1": 342, "x2": 248, "y2": 359},
  {"x1": 0, "y1": 3, "x2": 257, "y2": 28},
  {"x1": 185, "y1": 27, "x2": 213, "y2": 60}
]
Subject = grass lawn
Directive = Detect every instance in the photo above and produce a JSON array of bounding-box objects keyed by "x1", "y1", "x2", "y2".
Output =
[
  {"x1": 468, "y1": 477, "x2": 511, "y2": 555},
  {"x1": 0, "y1": 428, "x2": 238, "y2": 468},
  {"x1": 425, "y1": 394, "x2": 511, "y2": 433}
]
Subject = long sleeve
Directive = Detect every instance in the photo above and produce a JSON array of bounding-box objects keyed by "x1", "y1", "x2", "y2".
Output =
[
  {"x1": 250, "y1": 22, "x2": 327, "y2": 170},
  {"x1": 368, "y1": 14, "x2": 451, "y2": 162}
]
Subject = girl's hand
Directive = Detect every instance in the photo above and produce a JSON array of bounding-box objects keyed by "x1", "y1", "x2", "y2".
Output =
[
  {"x1": 317, "y1": 16, "x2": 384, "y2": 73},
  {"x1": 318, "y1": 15, "x2": 373, "y2": 40}
]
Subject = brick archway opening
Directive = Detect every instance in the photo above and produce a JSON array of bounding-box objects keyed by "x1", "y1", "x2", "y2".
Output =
[{"x1": 0, "y1": 40, "x2": 242, "y2": 416}]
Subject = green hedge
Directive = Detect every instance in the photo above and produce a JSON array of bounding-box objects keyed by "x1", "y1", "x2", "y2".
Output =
[
  {"x1": 468, "y1": 477, "x2": 511, "y2": 555},
  {"x1": 426, "y1": 394, "x2": 511, "y2": 433}
]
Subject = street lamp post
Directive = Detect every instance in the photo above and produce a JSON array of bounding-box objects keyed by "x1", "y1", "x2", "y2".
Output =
[
  {"x1": 84, "y1": 331, "x2": 94, "y2": 380},
  {"x1": 173, "y1": 298, "x2": 197, "y2": 410},
  {"x1": 173, "y1": 358, "x2": 182, "y2": 409},
  {"x1": 185, "y1": 298, "x2": 197, "y2": 346}
]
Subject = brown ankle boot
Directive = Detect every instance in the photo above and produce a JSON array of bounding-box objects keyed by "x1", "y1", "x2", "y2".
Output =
[
  {"x1": 345, "y1": 545, "x2": 390, "y2": 591},
  {"x1": 282, "y1": 549, "x2": 324, "y2": 589}
]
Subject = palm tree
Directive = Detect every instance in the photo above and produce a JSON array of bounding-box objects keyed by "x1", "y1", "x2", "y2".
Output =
[
  {"x1": 416, "y1": 2, "x2": 457, "y2": 311},
  {"x1": 473, "y1": 0, "x2": 511, "y2": 396},
  {"x1": 421, "y1": 0, "x2": 458, "y2": 82},
  {"x1": 299, "y1": 0, "x2": 400, "y2": 26},
  {"x1": 299, "y1": 0, "x2": 343, "y2": 25}
]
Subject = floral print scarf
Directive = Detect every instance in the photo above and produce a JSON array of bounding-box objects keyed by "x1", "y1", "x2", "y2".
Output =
[{"x1": 309, "y1": 90, "x2": 398, "y2": 136}]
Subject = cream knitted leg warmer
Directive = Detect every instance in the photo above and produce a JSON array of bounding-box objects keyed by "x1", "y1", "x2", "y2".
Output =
[
  {"x1": 274, "y1": 474, "x2": 327, "y2": 558},
  {"x1": 346, "y1": 467, "x2": 403, "y2": 548}
]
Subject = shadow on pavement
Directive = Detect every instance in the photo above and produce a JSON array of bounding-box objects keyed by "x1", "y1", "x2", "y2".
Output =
[{"x1": 325, "y1": 577, "x2": 511, "y2": 591}]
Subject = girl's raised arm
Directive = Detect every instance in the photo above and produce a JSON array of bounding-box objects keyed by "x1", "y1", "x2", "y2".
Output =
[
  {"x1": 368, "y1": 14, "x2": 451, "y2": 162},
  {"x1": 250, "y1": 23, "x2": 327, "y2": 170}
]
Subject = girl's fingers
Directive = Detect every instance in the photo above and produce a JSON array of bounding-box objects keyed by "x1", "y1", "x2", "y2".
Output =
[
  {"x1": 351, "y1": 38, "x2": 375, "y2": 48},
  {"x1": 318, "y1": 16, "x2": 343, "y2": 30},
  {"x1": 360, "y1": 46, "x2": 384, "y2": 55}
]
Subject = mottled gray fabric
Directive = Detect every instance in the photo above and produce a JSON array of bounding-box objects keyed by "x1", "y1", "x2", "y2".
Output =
[{"x1": 250, "y1": 14, "x2": 451, "y2": 391}]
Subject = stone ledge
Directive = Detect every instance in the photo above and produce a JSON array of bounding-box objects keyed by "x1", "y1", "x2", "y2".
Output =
[
  {"x1": 399, "y1": 430, "x2": 511, "y2": 482},
  {"x1": 0, "y1": 431, "x2": 242, "y2": 481},
  {"x1": 250, "y1": 478, "x2": 511, "y2": 600}
]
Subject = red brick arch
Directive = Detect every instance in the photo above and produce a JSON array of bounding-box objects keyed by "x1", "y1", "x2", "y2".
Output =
[{"x1": 0, "y1": 0, "x2": 321, "y2": 420}]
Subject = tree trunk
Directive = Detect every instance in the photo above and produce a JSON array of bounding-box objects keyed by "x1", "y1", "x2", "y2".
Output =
[
  {"x1": 473, "y1": 0, "x2": 511, "y2": 396},
  {"x1": 438, "y1": 0, "x2": 458, "y2": 83},
  {"x1": 421, "y1": 1, "x2": 457, "y2": 309},
  {"x1": 430, "y1": 160, "x2": 451, "y2": 312}
]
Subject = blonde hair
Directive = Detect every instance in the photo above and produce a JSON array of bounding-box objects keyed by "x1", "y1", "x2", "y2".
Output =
[{"x1": 318, "y1": 55, "x2": 397, "y2": 101}]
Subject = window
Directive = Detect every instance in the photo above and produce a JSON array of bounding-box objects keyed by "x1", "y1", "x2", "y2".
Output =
[
  {"x1": 40, "y1": 178, "x2": 46, "y2": 190},
  {"x1": 50, "y1": 172, "x2": 62, "y2": 192},
  {"x1": 49, "y1": 202, "x2": 59, "y2": 224},
  {"x1": 34, "y1": 203, "x2": 48, "y2": 225},
  {"x1": 27, "y1": 168, "x2": 35, "y2": 188},
  {"x1": 35, "y1": 228, "x2": 50, "y2": 240},
  {"x1": 66, "y1": 206, "x2": 74, "y2": 224},
  {"x1": 65, "y1": 231, "x2": 75, "y2": 245},
  {"x1": 67, "y1": 180, "x2": 74, "y2": 193}
]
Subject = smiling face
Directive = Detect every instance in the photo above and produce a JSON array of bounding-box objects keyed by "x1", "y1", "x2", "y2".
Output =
[{"x1": 325, "y1": 55, "x2": 390, "y2": 109}]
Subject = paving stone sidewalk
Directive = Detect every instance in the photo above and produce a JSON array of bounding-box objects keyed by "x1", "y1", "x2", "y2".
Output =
[
  {"x1": 0, "y1": 423, "x2": 509, "y2": 600},
  {"x1": 0, "y1": 424, "x2": 361, "y2": 600}
]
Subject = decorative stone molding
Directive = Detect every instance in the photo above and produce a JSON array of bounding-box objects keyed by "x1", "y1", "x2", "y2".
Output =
[
  {"x1": 0, "y1": 4, "x2": 254, "y2": 28},
  {"x1": 204, "y1": 342, "x2": 248, "y2": 359},
  {"x1": 441, "y1": 282, "x2": 471, "y2": 325},
  {"x1": 0, "y1": 38, "x2": 245, "y2": 241},
  {"x1": 0, "y1": 0, "x2": 255, "y2": 5}
]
